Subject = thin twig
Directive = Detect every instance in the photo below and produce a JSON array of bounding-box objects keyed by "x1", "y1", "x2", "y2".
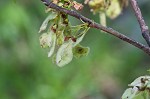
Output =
[
  {"x1": 40, "y1": 0, "x2": 150, "y2": 56},
  {"x1": 130, "y1": 0, "x2": 150, "y2": 46}
]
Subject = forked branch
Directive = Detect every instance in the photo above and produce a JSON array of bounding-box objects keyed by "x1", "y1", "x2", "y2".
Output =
[
  {"x1": 130, "y1": 0, "x2": 150, "y2": 46},
  {"x1": 40, "y1": 0, "x2": 150, "y2": 56}
]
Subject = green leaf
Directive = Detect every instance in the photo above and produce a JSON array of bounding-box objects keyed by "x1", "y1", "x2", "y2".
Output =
[
  {"x1": 129, "y1": 76, "x2": 150, "y2": 90},
  {"x1": 122, "y1": 87, "x2": 138, "y2": 99},
  {"x1": 56, "y1": 30, "x2": 65, "y2": 45},
  {"x1": 39, "y1": 33, "x2": 52, "y2": 48},
  {"x1": 48, "y1": 31, "x2": 56, "y2": 57},
  {"x1": 73, "y1": 44, "x2": 90, "y2": 58},
  {"x1": 71, "y1": 24, "x2": 86, "y2": 35},
  {"x1": 122, "y1": 89, "x2": 150, "y2": 99},
  {"x1": 56, "y1": 40, "x2": 73, "y2": 67},
  {"x1": 133, "y1": 90, "x2": 150, "y2": 99},
  {"x1": 122, "y1": 76, "x2": 150, "y2": 99},
  {"x1": 73, "y1": 27, "x2": 90, "y2": 47},
  {"x1": 39, "y1": 12, "x2": 57, "y2": 33}
]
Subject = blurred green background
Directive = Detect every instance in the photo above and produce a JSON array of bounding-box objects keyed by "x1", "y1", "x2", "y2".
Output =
[{"x1": 0, "y1": 0, "x2": 150, "y2": 99}]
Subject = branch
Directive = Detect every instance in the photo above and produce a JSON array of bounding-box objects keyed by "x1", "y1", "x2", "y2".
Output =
[
  {"x1": 130, "y1": 0, "x2": 150, "y2": 46},
  {"x1": 40, "y1": 0, "x2": 150, "y2": 56}
]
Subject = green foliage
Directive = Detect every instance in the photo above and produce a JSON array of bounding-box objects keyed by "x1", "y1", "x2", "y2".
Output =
[
  {"x1": 0, "y1": 0, "x2": 150, "y2": 99},
  {"x1": 39, "y1": 3, "x2": 90, "y2": 67},
  {"x1": 73, "y1": 44, "x2": 90, "y2": 58},
  {"x1": 122, "y1": 76, "x2": 150, "y2": 99},
  {"x1": 39, "y1": 0, "x2": 128, "y2": 66},
  {"x1": 56, "y1": 39, "x2": 73, "y2": 67},
  {"x1": 39, "y1": 11, "x2": 57, "y2": 33}
]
